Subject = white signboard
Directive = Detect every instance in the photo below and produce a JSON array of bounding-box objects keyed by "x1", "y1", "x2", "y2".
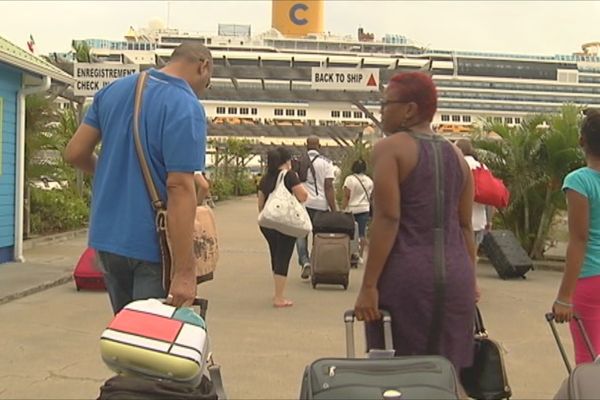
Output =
[
  {"x1": 311, "y1": 68, "x2": 380, "y2": 91},
  {"x1": 74, "y1": 63, "x2": 139, "y2": 96}
]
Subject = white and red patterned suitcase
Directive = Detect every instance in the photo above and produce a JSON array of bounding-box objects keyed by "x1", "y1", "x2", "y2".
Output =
[{"x1": 100, "y1": 299, "x2": 209, "y2": 384}]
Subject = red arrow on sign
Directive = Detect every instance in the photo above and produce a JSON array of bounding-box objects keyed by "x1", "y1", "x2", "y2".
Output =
[{"x1": 366, "y1": 74, "x2": 377, "y2": 87}]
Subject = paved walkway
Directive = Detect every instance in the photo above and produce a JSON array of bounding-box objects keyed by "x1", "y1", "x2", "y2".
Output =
[{"x1": 0, "y1": 196, "x2": 575, "y2": 399}]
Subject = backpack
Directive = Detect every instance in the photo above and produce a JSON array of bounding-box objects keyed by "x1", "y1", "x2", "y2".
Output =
[{"x1": 294, "y1": 152, "x2": 320, "y2": 193}]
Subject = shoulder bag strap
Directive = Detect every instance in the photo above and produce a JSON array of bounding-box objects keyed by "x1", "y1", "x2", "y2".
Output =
[
  {"x1": 353, "y1": 174, "x2": 371, "y2": 202},
  {"x1": 309, "y1": 154, "x2": 320, "y2": 196},
  {"x1": 132, "y1": 71, "x2": 164, "y2": 211},
  {"x1": 132, "y1": 71, "x2": 172, "y2": 291}
]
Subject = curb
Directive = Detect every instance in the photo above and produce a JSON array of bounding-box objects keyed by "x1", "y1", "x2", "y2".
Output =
[
  {"x1": 0, "y1": 273, "x2": 73, "y2": 306},
  {"x1": 23, "y1": 229, "x2": 88, "y2": 250}
]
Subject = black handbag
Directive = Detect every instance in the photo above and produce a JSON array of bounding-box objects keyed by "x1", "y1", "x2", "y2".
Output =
[{"x1": 461, "y1": 307, "x2": 512, "y2": 400}]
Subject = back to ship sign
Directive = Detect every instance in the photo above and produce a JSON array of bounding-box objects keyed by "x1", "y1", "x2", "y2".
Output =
[{"x1": 311, "y1": 67, "x2": 379, "y2": 92}]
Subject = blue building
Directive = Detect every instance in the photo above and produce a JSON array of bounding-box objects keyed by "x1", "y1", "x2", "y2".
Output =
[{"x1": 0, "y1": 36, "x2": 73, "y2": 263}]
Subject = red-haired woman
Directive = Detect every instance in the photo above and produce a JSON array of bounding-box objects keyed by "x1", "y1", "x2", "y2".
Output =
[{"x1": 354, "y1": 72, "x2": 479, "y2": 373}]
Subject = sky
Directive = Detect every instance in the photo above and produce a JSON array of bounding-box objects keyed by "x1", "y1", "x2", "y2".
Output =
[{"x1": 1, "y1": 1, "x2": 600, "y2": 57}]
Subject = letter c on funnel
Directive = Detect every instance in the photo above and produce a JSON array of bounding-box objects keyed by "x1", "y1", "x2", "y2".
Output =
[{"x1": 290, "y1": 3, "x2": 309, "y2": 26}]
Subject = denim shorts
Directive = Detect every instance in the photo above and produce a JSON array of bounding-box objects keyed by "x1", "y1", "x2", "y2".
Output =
[{"x1": 353, "y1": 212, "x2": 370, "y2": 238}]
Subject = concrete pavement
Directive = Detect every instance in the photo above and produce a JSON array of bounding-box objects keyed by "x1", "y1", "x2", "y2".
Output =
[{"x1": 0, "y1": 196, "x2": 576, "y2": 399}]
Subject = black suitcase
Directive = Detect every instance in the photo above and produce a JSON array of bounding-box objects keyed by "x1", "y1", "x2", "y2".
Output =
[
  {"x1": 312, "y1": 211, "x2": 355, "y2": 236},
  {"x1": 481, "y1": 230, "x2": 533, "y2": 279}
]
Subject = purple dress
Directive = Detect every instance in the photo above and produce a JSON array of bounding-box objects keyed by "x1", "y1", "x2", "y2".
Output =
[{"x1": 366, "y1": 133, "x2": 475, "y2": 371}]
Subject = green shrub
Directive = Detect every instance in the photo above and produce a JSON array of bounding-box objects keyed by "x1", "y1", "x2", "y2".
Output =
[
  {"x1": 30, "y1": 188, "x2": 89, "y2": 235},
  {"x1": 211, "y1": 178, "x2": 235, "y2": 200}
]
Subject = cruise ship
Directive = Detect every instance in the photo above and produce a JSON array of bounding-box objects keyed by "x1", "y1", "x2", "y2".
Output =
[{"x1": 65, "y1": 0, "x2": 600, "y2": 140}]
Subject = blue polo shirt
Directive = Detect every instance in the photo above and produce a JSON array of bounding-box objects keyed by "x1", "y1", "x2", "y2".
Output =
[
  {"x1": 84, "y1": 69, "x2": 206, "y2": 263},
  {"x1": 563, "y1": 167, "x2": 600, "y2": 278}
]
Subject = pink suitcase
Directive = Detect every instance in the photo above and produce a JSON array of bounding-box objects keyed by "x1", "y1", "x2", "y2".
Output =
[{"x1": 73, "y1": 248, "x2": 106, "y2": 291}]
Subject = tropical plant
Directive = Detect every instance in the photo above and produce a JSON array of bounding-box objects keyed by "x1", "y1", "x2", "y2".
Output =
[
  {"x1": 473, "y1": 105, "x2": 585, "y2": 259},
  {"x1": 336, "y1": 135, "x2": 373, "y2": 205},
  {"x1": 71, "y1": 40, "x2": 92, "y2": 63}
]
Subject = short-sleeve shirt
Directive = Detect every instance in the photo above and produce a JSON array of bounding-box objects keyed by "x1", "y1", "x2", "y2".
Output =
[
  {"x1": 259, "y1": 170, "x2": 301, "y2": 201},
  {"x1": 343, "y1": 173, "x2": 373, "y2": 214},
  {"x1": 303, "y1": 150, "x2": 335, "y2": 211},
  {"x1": 85, "y1": 68, "x2": 206, "y2": 263},
  {"x1": 563, "y1": 167, "x2": 600, "y2": 278},
  {"x1": 464, "y1": 155, "x2": 488, "y2": 231}
]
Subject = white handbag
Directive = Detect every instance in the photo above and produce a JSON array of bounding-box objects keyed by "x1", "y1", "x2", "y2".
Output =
[{"x1": 258, "y1": 170, "x2": 312, "y2": 238}]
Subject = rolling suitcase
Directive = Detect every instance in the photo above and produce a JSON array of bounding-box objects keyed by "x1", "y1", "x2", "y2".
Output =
[
  {"x1": 546, "y1": 313, "x2": 600, "y2": 400},
  {"x1": 299, "y1": 310, "x2": 460, "y2": 399},
  {"x1": 74, "y1": 247, "x2": 106, "y2": 291},
  {"x1": 99, "y1": 299, "x2": 227, "y2": 400},
  {"x1": 312, "y1": 211, "x2": 355, "y2": 236},
  {"x1": 311, "y1": 233, "x2": 351, "y2": 289},
  {"x1": 481, "y1": 230, "x2": 533, "y2": 279},
  {"x1": 100, "y1": 298, "x2": 210, "y2": 385}
]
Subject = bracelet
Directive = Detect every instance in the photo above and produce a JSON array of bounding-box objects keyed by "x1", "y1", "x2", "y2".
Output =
[{"x1": 554, "y1": 299, "x2": 573, "y2": 308}]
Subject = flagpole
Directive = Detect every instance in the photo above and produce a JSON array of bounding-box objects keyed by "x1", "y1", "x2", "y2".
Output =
[{"x1": 167, "y1": 1, "x2": 171, "y2": 28}]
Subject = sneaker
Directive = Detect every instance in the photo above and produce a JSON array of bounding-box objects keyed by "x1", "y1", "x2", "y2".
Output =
[{"x1": 301, "y1": 264, "x2": 311, "y2": 280}]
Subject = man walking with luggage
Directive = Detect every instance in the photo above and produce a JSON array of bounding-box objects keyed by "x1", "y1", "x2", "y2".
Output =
[
  {"x1": 296, "y1": 136, "x2": 337, "y2": 279},
  {"x1": 65, "y1": 43, "x2": 213, "y2": 313}
]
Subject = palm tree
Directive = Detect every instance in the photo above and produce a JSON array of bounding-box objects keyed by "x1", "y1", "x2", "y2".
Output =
[
  {"x1": 71, "y1": 40, "x2": 92, "y2": 63},
  {"x1": 474, "y1": 105, "x2": 584, "y2": 259}
]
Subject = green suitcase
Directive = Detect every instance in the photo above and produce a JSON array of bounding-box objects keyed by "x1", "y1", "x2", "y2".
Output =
[{"x1": 299, "y1": 310, "x2": 460, "y2": 400}]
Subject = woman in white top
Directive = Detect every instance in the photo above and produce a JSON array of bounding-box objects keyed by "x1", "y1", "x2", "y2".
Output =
[
  {"x1": 342, "y1": 159, "x2": 374, "y2": 263},
  {"x1": 455, "y1": 139, "x2": 493, "y2": 251}
]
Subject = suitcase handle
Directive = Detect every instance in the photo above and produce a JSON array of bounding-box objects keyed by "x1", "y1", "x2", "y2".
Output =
[
  {"x1": 344, "y1": 310, "x2": 393, "y2": 358},
  {"x1": 545, "y1": 312, "x2": 597, "y2": 374},
  {"x1": 159, "y1": 298, "x2": 209, "y2": 320}
]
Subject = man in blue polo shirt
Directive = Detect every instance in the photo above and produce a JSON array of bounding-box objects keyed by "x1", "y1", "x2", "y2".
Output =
[{"x1": 65, "y1": 43, "x2": 213, "y2": 313}]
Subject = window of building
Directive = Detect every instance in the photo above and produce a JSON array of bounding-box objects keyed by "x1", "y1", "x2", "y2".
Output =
[
  {"x1": 342, "y1": 111, "x2": 352, "y2": 118},
  {"x1": 505, "y1": 117, "x2": 514, "y2": 124},
  {"x1": 493, "y1": 116, "x2": 503, "y2": 123},
  {"x1": 216, "y1": 107, "x2": 226, "y2": 114},
  {"x1": 251, "y1": 108, "x2": 258, "y2": 115},
  {"x1": 240, "y1": 107, "x2": 249, "y2": 115},
  {"x1": 297, "y1": 109, "x2": 307, "y2": 117},
  {"x1": 462, "y1": 115, "x2": 471, "y2": 123},
  {"x1": 441, "y1": 114, "x2": 450, "y2": 122},
  {"x1": 353, "y1": 111, "x2": 363, "y2": 119},
  {"x1": 514, "y1": 117, "x2": 521, "y2": 124},
  {"x1": 331, "y1": 110, "x2": 340, "y2": 118},
  {"x1": 228, "y1": 107, "x2": 238, "y2": 114},
  {"x1": 274, "y1": 109, "x2": 284, "y2": 116},
  {"x1": 452, "y1": 115, "x2": 461, "y2": 122},
  {"x1": 286, "y1": 109, "x2": 295, "y2": 116}
]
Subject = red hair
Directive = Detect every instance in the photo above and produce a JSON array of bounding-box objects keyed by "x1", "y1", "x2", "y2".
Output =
[{"x1": 388, "y1": 72, "x2": 437, "y2": 122}]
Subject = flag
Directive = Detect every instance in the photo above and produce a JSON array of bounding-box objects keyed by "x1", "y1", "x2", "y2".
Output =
[{"x1": 27, "y1": 34, "x2": 35, "y2": 53}]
